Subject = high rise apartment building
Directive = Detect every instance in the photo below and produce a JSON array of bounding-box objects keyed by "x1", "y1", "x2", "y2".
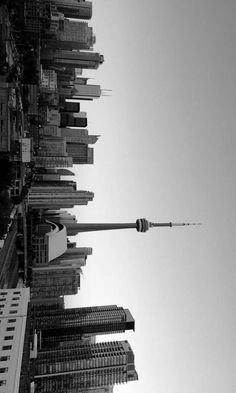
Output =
[
  {"x1": 32, "y1": 305, "x2": 135, "y2": 341},
  {"x1": 33, "y1": 340, "x2": 138, "y2": 392}
]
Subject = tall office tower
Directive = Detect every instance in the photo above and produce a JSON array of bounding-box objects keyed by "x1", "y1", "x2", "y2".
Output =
[
  {"x1": 60, "y1": 83, "x2": 101, "y2": 100},
  {"x1": 54, "y1": 0, "x2": 92, "y2": 19},
  {"x1": 60, "y1": 112, "x2": 88, "y2": 127},
  {"x1": 66, "y1": 143, "x2": 94, "y2": 164},
  {"x1": 28, "y1": 189, "x2": 94, "y2": 209},
  {"x1": 41, "y1": 49, "x2": 104, "y2": 70},
  {"x1": 50, "y1": 127, "x2": 98, "y2": 144},
  {"x1": 46, "y1": 20, "x2": 95, "y2": 50},
  {"x1": 34, "y1": 155, "x2": 73, "y2": 168},
  {"x1": 33, "y1": 340, "x2": 138, "y2": 392}
]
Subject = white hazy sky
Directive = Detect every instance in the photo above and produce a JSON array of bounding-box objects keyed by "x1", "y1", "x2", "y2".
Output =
[{"x1": 65, "y1": 1, "x2": 236, "y2": 393}]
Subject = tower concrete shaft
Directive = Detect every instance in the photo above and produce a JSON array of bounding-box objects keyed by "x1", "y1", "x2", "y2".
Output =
[{"x1": 59, "y1": 218, "x2": 200, "y2": 235}]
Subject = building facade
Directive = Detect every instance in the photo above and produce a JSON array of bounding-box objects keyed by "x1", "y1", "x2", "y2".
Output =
[{"x1": 0, "y1": 288, "x2": 30, "y2": 393}]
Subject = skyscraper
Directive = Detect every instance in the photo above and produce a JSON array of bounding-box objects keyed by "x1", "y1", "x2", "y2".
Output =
[
  {"x1": 46, "y1": 19, "x2": 95, "y2": 50},
  {"x1": 32, "y1": 305, "x2": 135, "y2": 348},
  {"x1": 33, "y1": 340, "x2": 138, "y2": 392},
  {"x1": 41, "y1": 49, "x2": 104, "y2": 70},
  {"x1": 28, "y1": 188, "x2": 94, "y2": 208}
]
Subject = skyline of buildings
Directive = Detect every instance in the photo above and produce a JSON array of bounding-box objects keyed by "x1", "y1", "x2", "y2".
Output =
[{"x1": 0, "y1": 1, "x2": 140, "y2": 392}]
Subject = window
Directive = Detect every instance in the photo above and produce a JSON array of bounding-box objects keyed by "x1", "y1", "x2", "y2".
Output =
[
  {"x1": 0, "y1": 380, "x2": 6, "y2": 386},
  {"x1": 0, "y1": 368, "x2": 8, "y2": 373},
  {"x1": 9, "y1": 311, "x2": 17, "y2": 314},
  {"x1": 0, "y1": 293, "x2": 7, "y2": 296},
  {"x1": 0, "y1": 356, "x2": 9, "y2": 361},
  {"x1": 13, "y1": 292, "x2": 20, "y2": 295},
  {"x1": 0, "y1": 298, "x2": 6, "y2": 302},
  {"x1": 6, "y1": 327, "x2": 15, "y2": 332},
  {"x1": 2, "y1": 346, "x2": 11, "y2": 351},
  {"x1": 7, "y1": 319, "x2": 16, "y2": 323},
  {"x1": 10, "y1": 304, "x2": 18, "y2": 307},
  {"x1": 0, "y1": 305, "x2": 4, "y2": 308},
  {"x1": 12, "y1": 297, "x2": 19, "y2": 301},
  {"x1": 4, "y1": 336, "x2": 13, "y2": 341}
]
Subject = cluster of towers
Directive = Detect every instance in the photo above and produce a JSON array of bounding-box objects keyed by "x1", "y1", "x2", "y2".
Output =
[
  {"x1": 22, "y1": 2, "x2": 139, "y2": 392},
  {"x1": 30, "y1": 304, "x2": 138, "y2": 392}
]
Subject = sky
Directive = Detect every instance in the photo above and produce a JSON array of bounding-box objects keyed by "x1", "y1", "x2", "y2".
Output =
[{"x1": 66, "y1": 1, "x2": 236, "y2": 392}]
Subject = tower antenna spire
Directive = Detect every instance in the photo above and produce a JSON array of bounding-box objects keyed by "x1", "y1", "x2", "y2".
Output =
[{"x1": 149, "y1": 221, "x2": 201, "y2": 228}]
